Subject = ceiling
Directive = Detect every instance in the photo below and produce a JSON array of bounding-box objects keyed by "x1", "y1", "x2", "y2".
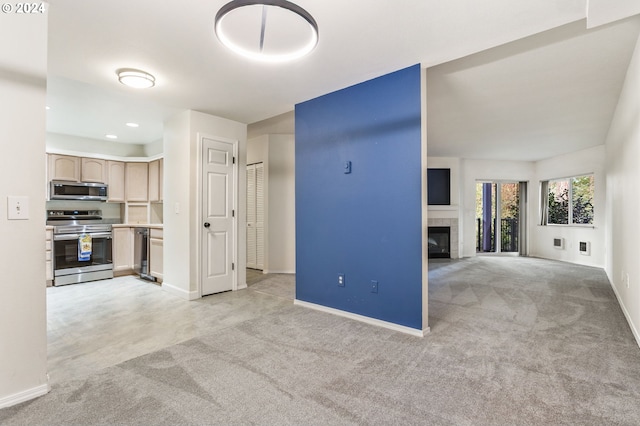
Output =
[
  {"x1": 46, "y1": 0, "x2": 640, "y2": 161},
  {"x1": 427, "y1": 17, "x2": 640, "y2": 161}
]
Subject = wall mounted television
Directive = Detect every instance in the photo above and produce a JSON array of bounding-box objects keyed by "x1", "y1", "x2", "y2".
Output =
[{"x1": 427, "y1": 168, "x2": 450, "y2": 205}]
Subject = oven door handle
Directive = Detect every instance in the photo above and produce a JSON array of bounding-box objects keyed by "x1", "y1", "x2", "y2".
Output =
[{"x1": 54, "y1": 232, "x2": 112, "y2": 241}]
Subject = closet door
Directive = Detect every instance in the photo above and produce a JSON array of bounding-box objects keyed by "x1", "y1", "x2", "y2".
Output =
[
  {"x1": 246, "y1": 163, "x2": 264, "y2": 270},
  {"x1": 247, "y1": 165, "x2": 257, "y2": 269},
  {"x1": 255, "y1": 163, "x2": 264, "y2": 270}
]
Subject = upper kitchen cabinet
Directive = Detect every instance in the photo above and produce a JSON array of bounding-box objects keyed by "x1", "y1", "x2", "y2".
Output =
[
  {"x1": 81, "y1": 157, "x2": 106, "y2": 183},
  {"x1": 148, "y1": 158, "x2": 163, "y2": 203},
  {"x1": 48, "y1": 154, "x2": 80, "y2": 182},
  {"x1": 125, "y1": 162, "x2": 149, "y2": 202},
  {"x1": 106, "y1": 160, "x2": 126, "y2": 202}
]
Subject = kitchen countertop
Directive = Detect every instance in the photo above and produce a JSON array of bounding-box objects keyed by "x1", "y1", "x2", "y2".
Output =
[{"x1": 112, "y1": 224, "x2": 163, "y2": 229}]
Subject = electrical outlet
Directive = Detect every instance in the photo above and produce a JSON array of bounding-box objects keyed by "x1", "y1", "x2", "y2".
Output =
[
  {"x1": 338, "y1": 273, "x2": 345, "y2": 287},
  {"x1": 371, "y1": 280, "x2": 378, "y2": 293}
]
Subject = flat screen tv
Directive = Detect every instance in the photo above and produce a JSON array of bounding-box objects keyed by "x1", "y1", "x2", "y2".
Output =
[{"x1": 427, "y1": 168, "x2": 450, "y2": 205}]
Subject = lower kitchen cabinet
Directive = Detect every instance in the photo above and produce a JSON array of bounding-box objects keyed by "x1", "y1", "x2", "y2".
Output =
[
  {"x1": 149, "y1": 228, "x2": 163, "y2": 281},
  {"x1": 113, "y1": 227, "x2": 133, "y2": 273},
  {"x1": 45, "y1": 228, "x2": 53, "y2": 285}
]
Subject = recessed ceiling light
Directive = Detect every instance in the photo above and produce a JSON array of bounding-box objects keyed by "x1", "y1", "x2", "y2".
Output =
[
  {"x1": 214, "y1": 0, "x2": 319, "y2": 63},
  {"x1": 126, "y1": 122, "x2": 139, "y2": 128},
  {"x1": 116, "y1": 68, "x2": 155, "y2": 88},
  {"x1": 45, "y1": 106, "x2": 50, "y2": 110},
  {"x1": 105, "y1": 134, "x2": 118, "y2": 139}
]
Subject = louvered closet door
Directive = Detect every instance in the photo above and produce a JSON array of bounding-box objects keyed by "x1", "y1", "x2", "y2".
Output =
[
  {"x1": 246, "y1": 163, "x2": 264, "y2": 270},
  {"x1": 246, "y1": 164, "x2": 257, "y2": 269},
  {"x1": 255, "y1": 163, "x2": 264, "y2": 270}
]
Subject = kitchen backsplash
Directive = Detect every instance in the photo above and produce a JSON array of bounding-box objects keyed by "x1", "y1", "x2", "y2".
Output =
[{"x1": 45, "y1": 200, "x2": 122, "y2": 222}]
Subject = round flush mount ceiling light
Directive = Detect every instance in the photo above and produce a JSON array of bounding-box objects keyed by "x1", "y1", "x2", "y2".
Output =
[
  {"x1": 214, "y1": 0, "x2": 318, "y2": 63},
  {"x1": 117, "y1": 68, "x2": 155, "y2": 88}
]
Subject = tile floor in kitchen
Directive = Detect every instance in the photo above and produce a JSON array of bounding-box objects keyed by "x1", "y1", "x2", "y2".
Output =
[{"x1": 46, "y1": 270, "x2": 289, "y2": 384}]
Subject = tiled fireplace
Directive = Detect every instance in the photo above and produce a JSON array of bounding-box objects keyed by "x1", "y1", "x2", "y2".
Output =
[{"x1": 427, "y1": 218, "x2": 459, "y2": 259}]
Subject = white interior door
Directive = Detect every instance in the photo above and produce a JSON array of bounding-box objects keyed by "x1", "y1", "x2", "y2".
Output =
[
  {"x1": 201, "y1": 137, "x2": 235, "y2": 296},
  {"x1": 246, "y1": 162, "x2": 264, "y2": 270}
]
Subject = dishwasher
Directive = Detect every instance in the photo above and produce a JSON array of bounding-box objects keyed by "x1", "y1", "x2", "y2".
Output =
[{"x1": 134, "y1": 228, "x2": 156, "y2": 282}]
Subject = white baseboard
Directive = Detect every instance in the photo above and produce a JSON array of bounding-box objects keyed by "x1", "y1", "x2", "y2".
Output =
[
  {"x1": 609, "y1": 281, "x2": 640, "y2": 349},
  {"x1": 294, "y1": 299, "x2": 429, "y2": 337},
  {"x1": 0, "y1": 383, "x2": 50, "y2": 409},
  {"x1": 264, "y1": 269, "x2": 295, "y2": 274},
  {"x1": 161, "y1": 281, "x2": 200, "y2": 300}
]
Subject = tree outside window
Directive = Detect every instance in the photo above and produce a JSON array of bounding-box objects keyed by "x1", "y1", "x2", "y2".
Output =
[{"x1": 546, "y1": 175, "x2": 594, "y2": 225}]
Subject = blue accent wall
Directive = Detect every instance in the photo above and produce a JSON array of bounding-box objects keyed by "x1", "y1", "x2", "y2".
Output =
[{"x1": 295, "y1": 64, "x2": 423, "y2": 329}]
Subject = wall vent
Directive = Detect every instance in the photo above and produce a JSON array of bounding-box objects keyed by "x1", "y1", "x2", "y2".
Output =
[
  {"x1": 579, "y1": 241, "x2": 591, "y2": 256},
  {"x1": 553, "y1": 237, "x2": 565, "y2": 249}
]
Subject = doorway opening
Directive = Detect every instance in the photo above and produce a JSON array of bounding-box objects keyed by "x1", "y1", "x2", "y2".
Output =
[{"x1": 476, "y1": 181, "x2": 526, "y2": 254}]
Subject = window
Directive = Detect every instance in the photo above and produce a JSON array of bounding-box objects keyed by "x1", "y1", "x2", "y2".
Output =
[{"x1": 542, "y1": 174, "x2": 594, "y2": 225}]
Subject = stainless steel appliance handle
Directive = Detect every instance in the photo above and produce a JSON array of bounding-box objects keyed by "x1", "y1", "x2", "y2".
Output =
[{"x1": 54, "y1": 232, "x2": 112, "y2": 241}]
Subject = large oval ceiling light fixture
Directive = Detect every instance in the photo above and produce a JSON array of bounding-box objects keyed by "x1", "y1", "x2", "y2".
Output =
[
  {"x1": 214, "y1": 0, "x2": 318, "y2": 63},
  {"x1": 117, "y1": 68, "x2": 156, "y2": 89}
]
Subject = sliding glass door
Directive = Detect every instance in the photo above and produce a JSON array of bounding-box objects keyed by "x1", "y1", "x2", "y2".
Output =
[{"x1": 476, "y1": 181, "x2": 523, "y2": 254}]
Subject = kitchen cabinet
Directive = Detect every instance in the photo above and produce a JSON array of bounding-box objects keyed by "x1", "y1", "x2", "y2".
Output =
[
  {"x1": 81, "y1": 157, "x2": 106, "y2": 183},
  {"x1": 113, "y1": 227, "x2": 133, "y2": 273},
  {"x1": 45, "y1": 228, "x2": 53, "y2": 285},
  {"x1": 48, "y1": 154, "x2": 80, "y2": 182},
  {"x1": 149, "y1": 228, "x2": 163, "y2": 281},
  {"x1": 148, "y1": 159, "x2": 163, "y2": 203},
  {"x1": 106, "y1": 161, "x2": 125, "y2": 202},
  {"x1": 125, "y1": 162, "x2": 149, "y2": 202}
]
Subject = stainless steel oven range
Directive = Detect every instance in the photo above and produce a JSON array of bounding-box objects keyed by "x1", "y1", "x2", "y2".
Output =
[{"x1": 46, "y1": 210, "x2": 113, "y2": 286}]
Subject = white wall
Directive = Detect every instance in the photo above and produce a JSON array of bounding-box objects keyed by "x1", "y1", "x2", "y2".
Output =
[
  {"x1": 0, "y1": 11, "x2": 49, "y2": 407},
  {"x1": 460, "y1": 159, "x2": 536, "y2": 257},
  {"x1": 46, "y1": 132, "x2": 146, "y2": 157},
  {"x1": 247, "y1": 135, "x2": 268, "y2": 164},
  {"x1": 587, "y1": 0, "x2": 640, "y2": 28},
  {"x1": 163, "y1": 110, "x2": 247, "y2": 299},
  {"x1": 604, "y1": 31, "x2": 640, "y2": 345},
  {"x1": 266, "y1": 135, "x2": 296, "y2": 273},
  {"x1": 163, "y1": 111, "x2": 191, "y2": 297},
  {"x1": 143, "y1": 139, "x2": 163, "y2": 157},
  {"x1": 247, "y1": 111, "x2": 294, "y2": 140},
  {"x1": 247, "y1": 134, "x2": 296, "y2": 274},
  {"x1": 530, "y1": 145, "x2": 606, "y2": 267}
]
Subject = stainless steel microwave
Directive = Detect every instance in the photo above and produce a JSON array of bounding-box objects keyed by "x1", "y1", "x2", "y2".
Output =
[{"x1": 50, "y1": 181, "x2": 108, "y2": 201}]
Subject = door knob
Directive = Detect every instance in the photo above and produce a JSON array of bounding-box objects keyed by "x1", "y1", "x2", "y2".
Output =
[{"x1": 204, "y1": 222, "x2": 210, "y2": 228}]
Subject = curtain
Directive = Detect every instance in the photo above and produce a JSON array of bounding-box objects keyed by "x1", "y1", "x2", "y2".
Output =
[
  {"x1": 539, "y1": 180, "x2": 549, "y2": 226},
  {"x1": 519, "y1": 181, "x2": 528, "y2": 256}
]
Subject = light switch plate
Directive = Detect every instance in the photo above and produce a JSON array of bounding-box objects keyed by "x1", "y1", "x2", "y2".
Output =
[{"x1": 7, "y1": 196, "x2": 29, "y2": 220}]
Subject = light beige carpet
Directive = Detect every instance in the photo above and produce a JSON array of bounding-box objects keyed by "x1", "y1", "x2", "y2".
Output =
[{"x1": 2, "y1": 257, "x2": 640, "y2": 425}]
